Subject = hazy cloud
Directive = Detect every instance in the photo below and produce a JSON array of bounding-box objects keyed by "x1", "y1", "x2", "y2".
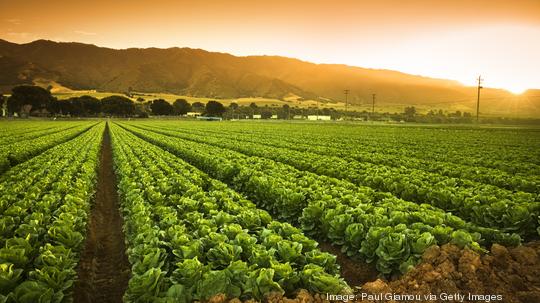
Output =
[
  {"x1": 4, "y1": 32, "x2": 36, "y2": 42},
  {"x1": 74, "y1": 30, "x2": 97, "y2": 36},
  {"x1": 5, "y1": 18, "x2": 22, "y2": 25},
  {"x1": 6, "y1": 32, "x2": 32, "y2": 37}
]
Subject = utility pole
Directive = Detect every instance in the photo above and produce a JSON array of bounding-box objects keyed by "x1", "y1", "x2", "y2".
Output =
[
  {"x1": 344, "y1": 89, "x2": 349, "y2": 112},
  {"x1": 372, "y1": 94, "x2": 376, "y2": 114},
  {"x1": 316, "y1": 99, "x2": 320, "y2": 119},
  {"x1": 476, "y1": 75, "x2": 483, "y2": 123}
]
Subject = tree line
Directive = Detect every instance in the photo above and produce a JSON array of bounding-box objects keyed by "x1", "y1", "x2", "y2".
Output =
[
  {"x1": 1, "y1": 85, "x2": 538, "y2": 124},
  {"x1": 0, "y1": 85, "x2": 335, "y2": 119},
  {"x1": 0, "y1": 86, "x2": 229, "y2": 117}
]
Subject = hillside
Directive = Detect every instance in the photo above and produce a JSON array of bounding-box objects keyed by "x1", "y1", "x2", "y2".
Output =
[{"x1": 0, "y1": 39, "x2": 538, "y2": 116}]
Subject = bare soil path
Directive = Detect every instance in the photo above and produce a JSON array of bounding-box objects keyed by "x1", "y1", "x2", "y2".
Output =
[
  {"x1": 73, "y1": 124, "x2": 130, "y2": 302},
  {"x1": 318, "y1": 242, "x2": 379, "y2": 287}
]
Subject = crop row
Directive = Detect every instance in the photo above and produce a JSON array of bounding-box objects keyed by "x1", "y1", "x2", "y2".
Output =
[
  {"x1": 0, "y1": 123, "x2": 104, "y2": 302},
  {"x1": 129, "y1": 123, "x2": 539, "y2": 236},
  {"x1": 152, "y1": 123, "x2": 538, "y2": 193},
  {"x1": 0, "y1": 122, "x2": 97, "y2": 175},
  {"x1": 0, "y1": 122, "x2": 88, "y2": 146},
  {"x1": 164, "y1": 122, "x2": 540, "y2": 175},
  {"x1": 109, "y1": 123, "x2": 349, "y2": 301},
  {"x1": 117, "y1": 122, "x2": 520, "y2": 276},
  {"x1": 0, "y1": 122, "x2": 53, "y2": 138}
]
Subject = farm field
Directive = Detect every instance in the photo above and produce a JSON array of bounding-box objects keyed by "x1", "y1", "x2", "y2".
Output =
[{"x1": 0, "y1": 119, "x2": 539, "y2": 302}]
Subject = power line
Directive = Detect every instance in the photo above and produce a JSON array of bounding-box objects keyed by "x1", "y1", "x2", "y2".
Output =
[
  {"x1": 476, "y1": 95, "x2": 540, "y2": 100},
  {"x1": 383, "y1": 94, "x2": 540, "y2": 106},
  {"x1": 372, "y1": 93, "x2": 376, "y2": 114},
  {"x1": 476, "y1": 75, "x2": 483, "y2": 122}
]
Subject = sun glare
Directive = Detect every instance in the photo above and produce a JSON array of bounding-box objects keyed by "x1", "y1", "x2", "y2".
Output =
[{"x1": 504, "y1": 85, "x2": 528, "y2": 95}]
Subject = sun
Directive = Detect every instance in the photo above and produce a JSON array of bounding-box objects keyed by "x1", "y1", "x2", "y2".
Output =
[
  {"x1": 505, "y1": 86, "x2": 528, "y2": 95},
  {"x1": 493, "y1": 81, "x2": 529, "y2": 95}
]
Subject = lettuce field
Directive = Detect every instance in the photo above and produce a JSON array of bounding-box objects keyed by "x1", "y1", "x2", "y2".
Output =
[{"x1": 0, "y1": 120, "x2": 539, "y2": 302}]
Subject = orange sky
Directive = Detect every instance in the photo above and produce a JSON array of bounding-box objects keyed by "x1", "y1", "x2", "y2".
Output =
[{"x1": 1, "y1": 0, "x2": 539, "y2": 93}]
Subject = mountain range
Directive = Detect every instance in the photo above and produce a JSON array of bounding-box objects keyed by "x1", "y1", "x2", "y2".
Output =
[{"x1": 0, "y1": 39, "x2": 538, "y2": 116}]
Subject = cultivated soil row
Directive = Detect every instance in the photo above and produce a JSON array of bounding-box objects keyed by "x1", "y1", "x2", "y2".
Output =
[{"x1": 73, "y1": 125, "x2": 130, "y2": 302}]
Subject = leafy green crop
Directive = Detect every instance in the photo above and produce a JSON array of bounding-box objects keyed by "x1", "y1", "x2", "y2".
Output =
[
  {"x1": 117, "y1": 121, "x2": 525, "y2": 276},
  {"x1": 0, "y1": 122, "x2": 103, "y2": 301},
  {"x1": 110, "y1": 124, "x2": 350, "y2": 301}
]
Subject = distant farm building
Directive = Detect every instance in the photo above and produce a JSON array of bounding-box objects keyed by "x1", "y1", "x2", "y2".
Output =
[
  {"x1": 307, "y1": 115, "x2": 331, "y2": 121},
  {"x1": 253, "y1": 114, "x2": 262, "y2": 119},
  {"x1": 186, "y1": 112, "x2": 202, "y2": 117}
]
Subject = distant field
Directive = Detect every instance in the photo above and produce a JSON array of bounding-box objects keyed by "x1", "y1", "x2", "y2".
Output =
[
  {"x1": 49, "y1": 89, "x2": 540, "y2": 118},
  {"x1": 25, "y1": 80, "x2": 538, "y2": 117}
]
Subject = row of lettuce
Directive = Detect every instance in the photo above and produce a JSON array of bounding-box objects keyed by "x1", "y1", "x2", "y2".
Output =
[
  {"x1": 117, "y1": 122, "x2": 522, "y2": 279},
  {"x1": 153, "y1": 122, "x2": 539, "y2": 193},
  {"x1": 128, "y1": 123, "x2": 540, "y2": 237},
  {"x1": 0, "y1": 122, "x2": 67, "y2": 139},
  {"x1": 157, "y1": 121, "x2": 539, "y2": 176},
  {"x1": 109, "y1": 123, "x2": 350, "y2": 302},
  {"x1": 0, "y1": 121, "x2": 96, "y2": 176},
  {"x1": 0, "y1": 123, "x2": 104, "y2": 302}
]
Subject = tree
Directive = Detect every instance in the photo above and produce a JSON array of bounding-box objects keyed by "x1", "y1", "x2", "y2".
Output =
[
  {"x1": 101, "y1": 95, "x2": 136, "y2": 116},
  {"x1": 150, "y1": 99, "x2": 174, "y2": 115},
  {"x1": 277, "y1": 104, "x2": 290, "y2": 119},
  {"x1": 192, "y1": 102, "x2": 205, "y2": 112},
  {"x1": 322, "y1": 108, "x2": 331, "y2": 116},
  {"x1": 67, "y1": 95, "x2": 101, "y2": 116},
  {"x1": 229, "y1": 102, "x2": 239, "y2": 110},
  {"x1": 49, "y1": 99, "x2": 74, "y2": 115},
  {"x1": 404, "y1": 106, "x2": 416, "y2": 117},
  {"x1": 134, "y1": 102, "x2": 151, "y2": 118},
  {"x1": 80, "y1": 95, "x2": 102, "y2": 115},
  {"x1": 282, "y1": 104, "x2": 290, "y2": 119},
  {"x1": 228, "y1": 102, "x2": 240, "y2": 119},
  {"x1": 0, "y1": 94, "x2": 6, "y2": 117},
  {"x1": 173, "y1": 99, "x2": 192, "y2": 115},
  {"x1": 205, "y1": 100, "x2": 226, "y2": 116},
  {"x1": 249, "y1": 102, "x2": 259, "y2": 117},
  {"x1": 261, "y1": 111, "x2": 272, "y2": 119},
  {"x1": 7, "y1": 85, "x2": 55, "y2": 115}
]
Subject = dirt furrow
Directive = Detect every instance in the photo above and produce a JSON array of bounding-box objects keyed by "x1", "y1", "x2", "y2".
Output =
[{"x1": 73, "y1": 123, "x2": 130, "y2": 303}]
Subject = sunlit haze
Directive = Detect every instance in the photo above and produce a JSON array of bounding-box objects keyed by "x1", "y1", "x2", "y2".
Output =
[{"x1": 1, "y1": 0, "x2": 539, "y2": 92}]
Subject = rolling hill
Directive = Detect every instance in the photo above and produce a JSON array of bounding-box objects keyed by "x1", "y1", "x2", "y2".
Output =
[{"x1": 0, "y1": 39, "x2": 538, "y2": 116}]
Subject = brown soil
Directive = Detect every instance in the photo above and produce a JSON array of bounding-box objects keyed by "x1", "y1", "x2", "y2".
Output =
[
  {"x1": 375, "y1": 242, "x2": 540, "y2": 303},
  {"x1": 73, "y1": 124, "x2": 130, "y2": 303},
  {"x1": 318, "y1": 242, "x2": 379, "y2": 287},
  {"x1": 207, "y1": 242, "x2": 540, "y2": 303}
]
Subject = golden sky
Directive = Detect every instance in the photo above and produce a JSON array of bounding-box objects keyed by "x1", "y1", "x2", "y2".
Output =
[{"x1": 1, "y1": 0, "x2": 539, "y2": 93}]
